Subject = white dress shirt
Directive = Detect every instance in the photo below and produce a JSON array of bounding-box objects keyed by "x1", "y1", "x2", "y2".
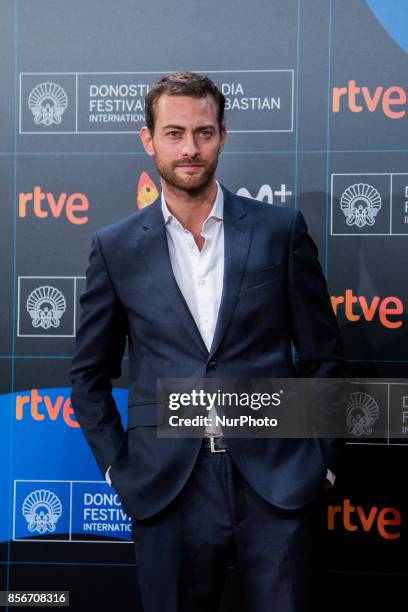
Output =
[{"x1": 162, "y1": 180, "x2": 224, "y2": 437}]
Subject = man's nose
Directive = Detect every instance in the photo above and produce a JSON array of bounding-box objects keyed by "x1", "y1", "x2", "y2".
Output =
[{"x1": 181, "y1": 135, "x2": 199, "y2": 157}]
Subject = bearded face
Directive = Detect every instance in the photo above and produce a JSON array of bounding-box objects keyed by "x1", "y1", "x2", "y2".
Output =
[{"x1": 140, "y1": 93, "x2": 226, "y2": 197}]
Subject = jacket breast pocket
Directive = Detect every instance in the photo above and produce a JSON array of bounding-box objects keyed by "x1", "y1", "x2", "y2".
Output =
[{"x1": 241, "y1": 263, "x2": 282, "y2": 291}]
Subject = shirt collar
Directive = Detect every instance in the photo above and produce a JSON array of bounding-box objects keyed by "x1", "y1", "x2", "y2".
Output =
[{"x1": 161, "y1": 180, "x2": 224, "y2": 227}]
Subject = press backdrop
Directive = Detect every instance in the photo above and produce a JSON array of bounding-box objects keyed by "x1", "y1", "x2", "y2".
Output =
[{"x1": 1, "y1": 0, "x2": 407, "y2": 610}]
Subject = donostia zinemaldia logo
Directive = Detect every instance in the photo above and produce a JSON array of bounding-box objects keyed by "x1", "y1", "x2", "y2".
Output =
[
  {"x1": 346, "y1": 392, "x2": 380, "y2": 437},
  {"x1": 26, "y1": 285, "x2": 66, "y2": 330},
  {"x1": 340, "y1": 183, "x2": 382, "y2": 228},
  {"x1": 28, "y1": 82, "x2": 68, "y2": 126},
  {"x1": 22, "y1": 489, "x2": 62, "y2": 534}
]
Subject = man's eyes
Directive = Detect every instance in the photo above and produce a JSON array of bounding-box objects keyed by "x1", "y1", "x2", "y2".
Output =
[{"x1": 165, "y1": 130, "x2": 213, "y2": 138}]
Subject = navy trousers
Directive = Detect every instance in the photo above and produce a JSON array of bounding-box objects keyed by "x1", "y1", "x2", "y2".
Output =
[{"x1": 131, "y1": 443, "x2": 325, "y2": 612}]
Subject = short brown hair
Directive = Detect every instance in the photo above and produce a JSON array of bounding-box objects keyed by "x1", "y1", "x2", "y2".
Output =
[{"x1": 144, "y1": 71, "x2": 226, "y2": 133}]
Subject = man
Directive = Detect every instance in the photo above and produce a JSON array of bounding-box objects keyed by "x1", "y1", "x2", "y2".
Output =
[{"x1": 70, "y1": 72, "x2": 348, "y2": 612}]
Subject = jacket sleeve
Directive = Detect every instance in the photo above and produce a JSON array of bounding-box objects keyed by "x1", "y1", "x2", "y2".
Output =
[
  {"x1": 287, "y1": 210, "x2": 349, "y2": 474},
  {"x1": 70, "y1": 231, "x2": 128, "y2": 476},
  {"x1": 288, "y1": 209, "x2": 348, "y2": 378}
]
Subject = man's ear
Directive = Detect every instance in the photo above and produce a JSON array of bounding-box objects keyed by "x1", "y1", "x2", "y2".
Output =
[
  {"x1": 219, "y1": 126, "x2": 227, "y2": 151},
  {"x1": 139, "y1": 126, "x2": 155, "y2": 156}
]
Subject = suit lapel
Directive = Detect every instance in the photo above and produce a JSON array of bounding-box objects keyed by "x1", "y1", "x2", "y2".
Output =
[
  {"x1": 136, "y1": 199, "x2": 209, "y2": 356},
  {"x1": 136, "y1": 187, "x2": 252, "y2": 361},
  {"x1": 209, "y1": 187, "x2": 252, "y2": 358}
]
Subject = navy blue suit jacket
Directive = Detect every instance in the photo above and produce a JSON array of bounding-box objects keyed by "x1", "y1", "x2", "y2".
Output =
[{"x1": 70, "y1": 185, "x2": 348, "y2": 520}]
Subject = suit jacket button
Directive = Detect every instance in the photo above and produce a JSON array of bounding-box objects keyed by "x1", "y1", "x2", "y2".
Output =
[{"x1": 208, "y1": 361, "x2": 217, "y2": 370}]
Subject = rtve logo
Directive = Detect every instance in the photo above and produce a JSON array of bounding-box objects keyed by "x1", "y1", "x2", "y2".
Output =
[
  {"x1": 328, "y1": 498, "x2": 401, "y2": 540},
  {"x1": 18, "y1": 186, "x2": 89, "y2": 224},
  {"x1": 331, "y1": 289, "x2": 403, "y2": 329},
  {"x1": 332, "y1": 80, "x2": 407, "y2": 119},
  {"x1": 15, "y1": 389, "x2": 79, "y2": 428}
]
